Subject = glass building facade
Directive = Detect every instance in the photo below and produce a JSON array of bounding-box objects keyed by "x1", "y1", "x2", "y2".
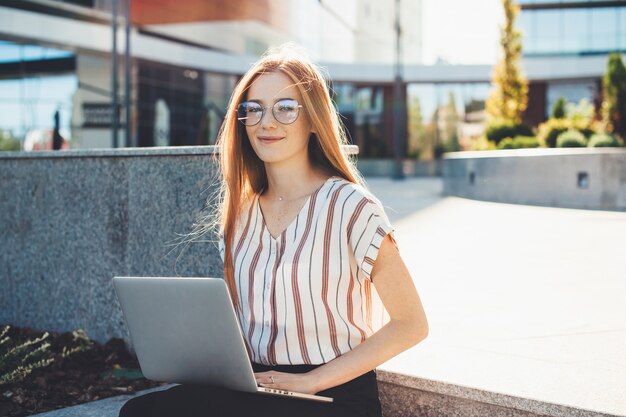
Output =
[
  {"x1": 406, "y1": 83, "x2": 491, "y2": 157},
  {"x1": 517, "y1": 1, "x2": 625, "y2": 123},
  {"x1": 0, "y1": 40, "x2": 76, "y2": 149},
  {"x1": 519, "y1": 1, "x2": 626, "y2": 55}
]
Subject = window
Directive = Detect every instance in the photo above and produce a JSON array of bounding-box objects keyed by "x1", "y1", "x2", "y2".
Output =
[
  {"x1": 562, "y1": 9, "x2": 588, "y2": 53},
  {"x1": 534, "y1": 10, "x2": 561, "y2": 53},
  {"x1": 590, "y1": 8, "x2": 617, "y2": 51}
]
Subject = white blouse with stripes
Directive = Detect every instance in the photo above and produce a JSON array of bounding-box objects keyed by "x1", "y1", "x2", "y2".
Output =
[{"x1": 218, "y1": 176, "x2": 395, "y2": 365}]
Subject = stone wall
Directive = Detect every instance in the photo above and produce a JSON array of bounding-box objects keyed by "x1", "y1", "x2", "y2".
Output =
[
  {"x1": 0, "y1": 147, "x2": 223, "y2": 343},
  {"x1": 443, "y1": 148, "x2": 626, "y2": 211}
]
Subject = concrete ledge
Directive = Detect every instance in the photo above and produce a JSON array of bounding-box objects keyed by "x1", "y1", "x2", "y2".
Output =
[
  {"x1": 30, "y1": 373, "x2": 623, "y2": 417},
  {"x1": 0, "y1": 147, "x2": 224, "y2": 344},
  {"x1": 0, "y1": 146, "x2": 218, "y2": 159},
  {"x1": 0, "y1": 144, "x2": 359, "y2": 159},
  {"x1": 377, "y1": 371, "x2": 622, "y2": 417},
  {"x1": 0, "y1": 144, "x2": 357, "y2": 344},
  {"x1": 31, "y1": 385, "x2": 174, "y2": 417},
  {"x1": 443, "y1": 148, "x2": 626, "y2": 211}
]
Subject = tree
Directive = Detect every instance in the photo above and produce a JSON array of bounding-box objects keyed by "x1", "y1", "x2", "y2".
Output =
[
  {"x1": 441, "y1": 92, "x2": 460, "y2": 152},
  {"x1": 551, "y1": 96, "x2": 567, "y2": 119},
  {"x1": 602, "y1": 53, "x2": 626, "y2": 141},
  {"x1": 407, "y1": 95, "x2": 424, "y2": 158},
  {"x1": 0, "y1": 130, "x2": 21, "y2": 151},
  {"x1": 486, "y1": 0, "x2": 528, "y2": 124}
]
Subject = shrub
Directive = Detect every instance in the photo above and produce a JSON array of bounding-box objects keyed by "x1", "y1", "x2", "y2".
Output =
[
  {"x1": 470, "y1": 135, "x2": 497, "y2": 151},
  {"x1": 556, "y1": 130, "x2": 587, "y2": 148},
  {"x1": 537, "y1": 118, "x2": 570, "y2": 148},
  {"x1": 0, "y1": 325, "x2": 53, "y2": 385},
  {"x1": 512, "y1": 135, "x2": 539, "y2": 148},
  {"x1": 496, "y1": 135, "x2": 540, "y2": 150},
  {"x1": 0, "y1": 326, "x2": 93, "y2": 386},
  {"x1": 0, "y1": 132, "x2": 21, "y2": 151},
  {"x1": 485, "y1": 120, "x2": 533, "y2": 145},
  {"x1": 578, "y1": 127, "x2": 595, "y2": 139},
  {"x1": 588, "y1": 133, "x2": 623, "y2": 147},
  {"x1": 551, "y1": 96, "x2": 567, "y2": 119},
  {"x1": 497, "y1": 138, "x2": 515, "y2": 149},
  {"x1": 601, "y1": 52, "x2": 626, "y2": 139}
]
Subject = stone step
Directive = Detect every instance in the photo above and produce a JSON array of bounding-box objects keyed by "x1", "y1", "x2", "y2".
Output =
[
  {"x1": 32, "y1": 373, "x2": 623, "y2": 417},
  {"x1": 377, "y1": 371, "x2": 623, "y2": 417}
]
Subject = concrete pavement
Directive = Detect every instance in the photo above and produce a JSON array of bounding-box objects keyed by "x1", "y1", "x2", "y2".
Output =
[{"x1": 365, "y1": 177, "x2": 626, "y2": 417}]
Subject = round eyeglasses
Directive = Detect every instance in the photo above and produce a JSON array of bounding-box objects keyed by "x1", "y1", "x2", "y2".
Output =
[{"x1": 236, "y1": 99, "x2": 303, "y2": 126}]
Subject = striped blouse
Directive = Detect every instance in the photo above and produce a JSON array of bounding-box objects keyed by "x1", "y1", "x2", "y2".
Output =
[{"x1": 218, "y1": 176, "x2": 395, "y2": 365}]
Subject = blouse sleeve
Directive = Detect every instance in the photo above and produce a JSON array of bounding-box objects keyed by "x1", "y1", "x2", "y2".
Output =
[{"x1": 349, "y1": 196, "x2": 396, "y2": 281}]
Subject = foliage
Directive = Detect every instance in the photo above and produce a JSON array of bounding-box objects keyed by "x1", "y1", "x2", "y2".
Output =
[
  {"x1": 537, "y1": 119, "x2": 568, "y2": 148},
  {"x1": 566, "y1": 98, "x2": 595, "y2": 127},
  {"x1": 552, "y1": 96, "x2": 567, "y2": 119},
  {"x1": 556, "y1": 130, "x2": 587, "y2": 148},
  {"x1": 441, "y1": 92, "x2": 461, "y2": 152},
  {"x1": 0, "y1": 131, "x2": 21, "y2": 151},
  {"x1": 485, "y1": 119, "x2": 533, "y2": 145},
  {"x1": 588, "y1": 133, "x2": 623, "y2": 147},
  {"x1": 601, "y1": 53, "x2": 626, "y2": 139},
  {"x1": 497, "y1": 138, "x2": 515, "y2": 149},
  {"x1": 0, "y1": 326, "x2": 93, "y2": 386},
  {"x1": 486, "y1": 0, "x2": 528, "y2": 123},
  {"x1": 497, "y1": 135, "x2": 540, "y2": 149},
  {"x1": 0, "y1": 325, "x2": 53, "y2": 385},
  {"x1": 538, "y1": 98, "x2": 600, "y2": 147},
  {"x1": 407, "y1": 95, "x2": 424, "y2": 159},
  {"x1": 470, "y1": 135, "x2": 498, "y2": 151},
  {"x1": 537, "y1": 118, "x2": 589, "y2": 148}
]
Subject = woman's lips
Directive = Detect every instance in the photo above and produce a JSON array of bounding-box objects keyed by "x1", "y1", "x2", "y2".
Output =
[{"x1": 257, "y1": 136, "x2": 285, "y2": 143}]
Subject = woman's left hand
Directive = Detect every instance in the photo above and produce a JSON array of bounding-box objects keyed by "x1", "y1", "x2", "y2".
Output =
[{"x1": 254, "y1": 371, "x2": 320, "y2": 394}]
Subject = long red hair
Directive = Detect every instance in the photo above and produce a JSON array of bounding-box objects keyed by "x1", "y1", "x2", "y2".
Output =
[{"x1": 216, "y1": 46, "x2": 365, "y2": 310}]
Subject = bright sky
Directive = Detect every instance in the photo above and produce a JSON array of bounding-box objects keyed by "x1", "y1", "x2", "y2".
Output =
[{"x1": 422, "y1": 0, "x2": 504, "y2": 65}]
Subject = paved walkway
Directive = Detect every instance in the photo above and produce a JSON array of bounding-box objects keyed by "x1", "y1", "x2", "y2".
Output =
[{"x1": 365, "y1": 177, "x2": 626, "y2": 417}]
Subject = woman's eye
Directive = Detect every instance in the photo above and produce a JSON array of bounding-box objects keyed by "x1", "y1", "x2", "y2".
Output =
[{"x1": 248, "y1": 106, "x2": 261, "y2": 113}]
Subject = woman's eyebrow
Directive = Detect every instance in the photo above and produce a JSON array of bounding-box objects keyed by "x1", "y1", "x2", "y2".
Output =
[{"x1": 246, "y1": 97, "x2": 296, "y2": 104}]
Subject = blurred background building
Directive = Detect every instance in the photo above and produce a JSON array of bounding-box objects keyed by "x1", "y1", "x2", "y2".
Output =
[
  {"x1": 0, "y1": 0, "x2": 624, "y2": 158},
  {"x1": 518, "y1": 0, "x2": 626, "y2": 123}
]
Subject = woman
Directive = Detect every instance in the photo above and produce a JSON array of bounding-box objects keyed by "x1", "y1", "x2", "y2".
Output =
[{"x1": 119, "y1": 45, "x2": 428, "y2": 417}]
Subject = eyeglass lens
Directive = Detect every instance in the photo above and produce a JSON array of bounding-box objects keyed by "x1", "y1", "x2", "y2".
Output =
[{"x1": 237, "y1": 99, "x2": 301, "y2": 126}]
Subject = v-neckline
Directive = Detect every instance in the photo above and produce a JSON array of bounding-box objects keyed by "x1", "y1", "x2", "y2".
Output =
[{"x1": 257, "y1": 176, "x2": 336, "y2": 241}]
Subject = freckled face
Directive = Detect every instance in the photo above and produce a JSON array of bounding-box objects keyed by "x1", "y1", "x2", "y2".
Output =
[{"x1": 244, "y1": 72, "x2": 313, "y2": 166}]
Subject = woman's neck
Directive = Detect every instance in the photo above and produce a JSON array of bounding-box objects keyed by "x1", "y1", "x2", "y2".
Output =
[{"x1": 263, "y1": 164, "x2": 329, "y2": 201}]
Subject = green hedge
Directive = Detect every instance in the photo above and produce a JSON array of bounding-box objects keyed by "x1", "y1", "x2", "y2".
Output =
[
  {"x1": 497, "y1": 135, "x2": 540, "y2": 149},
  {"x1": 588, "y1": 133, "x2": 623, "y2": 147},
  {"x1": 537, "y1": 118, "x2": 570, "y2": 148},
  {"x1": 485, "y1": 120, "x2": 533, "y2": 145},
  {"x1": 537, "y1": 118, "x2": 597, "y2": 148},
  {"x1": 556, "y1": 130, "x2": 587, "y2": 148}
]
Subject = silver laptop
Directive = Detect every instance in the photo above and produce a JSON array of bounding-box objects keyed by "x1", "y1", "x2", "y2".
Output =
[{"x1": 112, "y1": 276, "x2": 333, "y2": 403}]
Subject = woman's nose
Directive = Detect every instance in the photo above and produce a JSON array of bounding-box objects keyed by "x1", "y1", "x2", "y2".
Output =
[{"x1": 260, "y1": 108, "x2": 276, "y2": 128}]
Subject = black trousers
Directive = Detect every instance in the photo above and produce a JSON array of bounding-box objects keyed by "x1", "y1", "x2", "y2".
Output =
[{"x1": 118, "y1": 363, "x2": 382, "y2": 417}]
